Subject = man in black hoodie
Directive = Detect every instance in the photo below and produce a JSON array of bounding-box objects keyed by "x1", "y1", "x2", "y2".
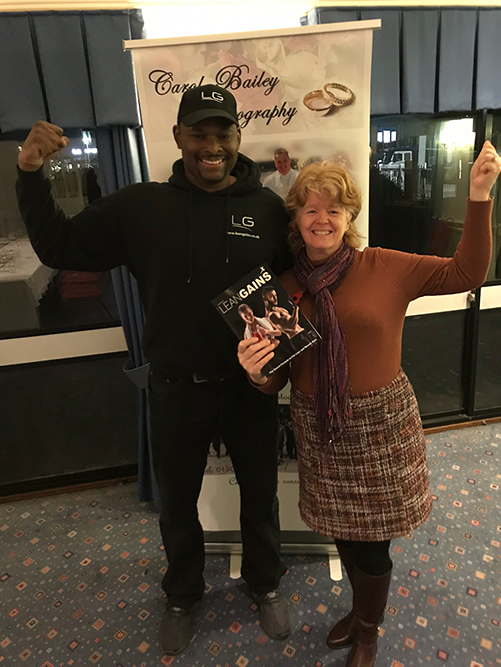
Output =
[{"x1": 16, "y1": 85, "x2": 292, "y2": 656}]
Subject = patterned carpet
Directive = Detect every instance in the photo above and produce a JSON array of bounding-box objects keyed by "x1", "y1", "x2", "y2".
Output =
[{"x1": 1, "y1": 423, "x2": 500, "y2": 667}]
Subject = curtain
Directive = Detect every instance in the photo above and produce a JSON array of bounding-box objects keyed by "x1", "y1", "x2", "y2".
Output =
[
  {"x1": 0, "y1": 10, "x2": 142, "y2": 131},
  {"x1": 307, "y1": 6, "x2": 501, "y2": 115},
  {"x1": 401, "y1": 9, "x2": 439, "y2": 114},
  {"x1": 476, "y1": 9, "x2": 501, "y2": 110},
  {"x1": 438, "y1": 9, "x2": 477, "y2": 112},
  {"x1": 96, "y1": 126, "x2": 159, "y2": 506},
  {"x1": 0, "y1": 10, "x2": 158, "y2": 504},
  {"x1": 361, "y1": 9, "x2": 400, "y2": 115}
]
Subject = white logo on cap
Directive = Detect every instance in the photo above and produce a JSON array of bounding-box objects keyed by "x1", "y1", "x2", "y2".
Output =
[{"x1": 201, "y1": 91, "x2": 224, "y2": 103}]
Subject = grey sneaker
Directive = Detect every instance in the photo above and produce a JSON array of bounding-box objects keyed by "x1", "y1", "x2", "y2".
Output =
[
  {"x1": 251, "y1": 589, "x2": 292, "y2": 640},
  {"x1": 158, "y1": 601, "x2": 200, "y2": 655}
]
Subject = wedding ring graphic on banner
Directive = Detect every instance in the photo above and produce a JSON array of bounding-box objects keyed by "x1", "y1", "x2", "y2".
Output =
[
  {"x1": 303, "y1": 90, "x2": 334, "y2": 116},
  {"x1": 324, "y1": 82, "x2": 355, "y2": 107},
  {"x1": 303, "y1": 83, "x2": 355, "y2": 117}
]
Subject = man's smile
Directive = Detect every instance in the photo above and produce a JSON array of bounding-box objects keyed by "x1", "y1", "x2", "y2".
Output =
[{"x1": 199, "y1": 157, "x2": 225, "y2": 165}]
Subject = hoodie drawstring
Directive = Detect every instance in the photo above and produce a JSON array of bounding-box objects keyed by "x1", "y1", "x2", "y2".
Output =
[
  {"x1": 186, "y1": 190, "x2": 194, "y2": 284},
  {"x1": 187, "y1": 191, "x2": 232, "y2": 283},
  {"x1": 225, "y1": 192, "x2": 231, "y2": 264}
]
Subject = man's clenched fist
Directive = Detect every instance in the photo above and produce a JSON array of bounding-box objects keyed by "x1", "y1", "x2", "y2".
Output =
[{"x1": 18, "y1": 120, "x2": 70, "y2": 172}]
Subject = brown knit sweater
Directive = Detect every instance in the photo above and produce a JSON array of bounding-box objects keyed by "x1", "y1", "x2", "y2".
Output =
[{"x1": 258, "y1": 198, "x2": 493, "y2": 396}]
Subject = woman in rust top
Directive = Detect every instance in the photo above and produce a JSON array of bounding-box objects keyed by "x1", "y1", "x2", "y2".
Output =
[{"x1": 238, "y1": 142, "x2": 500, "y2": 667}]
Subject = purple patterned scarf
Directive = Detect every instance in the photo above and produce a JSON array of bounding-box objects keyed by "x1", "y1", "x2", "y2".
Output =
[{"x1": 294, "y1": 243, "x2": 356, "y2": 439}]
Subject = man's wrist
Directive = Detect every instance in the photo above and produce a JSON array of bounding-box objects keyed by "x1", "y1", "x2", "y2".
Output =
[
  {"x1": 18, "y1": 158, "x2": 43, "y2": 172},
  {"x1": 17, "y1": 161, "x2": 44, "y2": 175}
]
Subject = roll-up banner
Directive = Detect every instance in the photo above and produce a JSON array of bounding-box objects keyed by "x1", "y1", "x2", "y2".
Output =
[{"x1": 124, "y1": 20, "x2": 380, "y2": 543}]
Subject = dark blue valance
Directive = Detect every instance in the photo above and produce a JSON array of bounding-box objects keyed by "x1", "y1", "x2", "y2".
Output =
[
  {"x1": 306, "y1": 5, "x2": 501, "y2": 115},
  {"x1": 360, "y1": 8, "x2": 400, "y2": 115},
  {"x1": 0, "y1": 9, "x2": 144, "y2": 132},
  {"x1": 476, "y1": 9, "x2": 501, "y2": 111}
]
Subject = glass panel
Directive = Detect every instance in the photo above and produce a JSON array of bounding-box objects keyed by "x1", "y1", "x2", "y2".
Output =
[
  {"x1": 474, "y1": 307, "x2": 501, "y2": 411},
  {"x1": 402, "y1": 311, "x2": 466, "y2": 417},
  {"x1": 0, "y1": 355, "x2": 137, "y2": 486},
  {"x1": 370, "y1": 114, "x2": 476, "y2": 256},
  {"x1": 0, "y1": 130, "x2": 120, "y2": 337}
]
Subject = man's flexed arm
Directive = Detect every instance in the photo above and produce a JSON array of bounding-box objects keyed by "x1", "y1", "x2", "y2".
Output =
[
  {"x1": 16, "y1": 121, "x2": 132, "y2": 272},
  {"x1": 289, "y1": 303, "x2": 299, "y2": 328},
  {"x1": 18, "y1": 121, "x2": 70, "y2": 172},
  {"x1": 268, "y1": 306, "x2": 294, "y2": 329}
]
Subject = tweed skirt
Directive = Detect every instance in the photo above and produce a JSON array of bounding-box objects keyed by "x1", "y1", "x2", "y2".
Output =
[{"x1": 290, "y1": 369, "x2": 433, "y2": 541}]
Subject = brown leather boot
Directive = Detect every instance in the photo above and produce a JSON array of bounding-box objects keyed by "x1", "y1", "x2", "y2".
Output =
[
  {"x1": 346, "y1": 565, "x2": 392, "y2": 667},
  {"x1": 326, "y1": 543, "x2": 357, "y2": 650}
]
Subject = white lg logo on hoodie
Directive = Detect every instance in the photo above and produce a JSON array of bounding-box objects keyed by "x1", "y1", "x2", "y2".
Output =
[
  {"x1": 231, "y1": 215, "x2": 254, "y2": 228},
  {"x1": 228, "y1": 215, "x2": 260, "y2": 239}
]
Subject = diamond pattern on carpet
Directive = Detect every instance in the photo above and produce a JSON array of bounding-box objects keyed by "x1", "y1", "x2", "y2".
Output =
[{"x1": 0, "y1": 423, "x2": 499, "y2": 666}]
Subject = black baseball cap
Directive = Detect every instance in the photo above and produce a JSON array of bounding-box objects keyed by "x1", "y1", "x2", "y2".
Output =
[{"x1": 177, "y1": 84, "x2": 239, "y2": 126}]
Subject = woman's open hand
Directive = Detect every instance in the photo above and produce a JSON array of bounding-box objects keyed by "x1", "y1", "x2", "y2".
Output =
[
  {"x1": 470, "y1": 140, "x2": 501, "y2": 201},
  {"x1": 237, "y1": 337, "x2": 275, "y2": 385}
]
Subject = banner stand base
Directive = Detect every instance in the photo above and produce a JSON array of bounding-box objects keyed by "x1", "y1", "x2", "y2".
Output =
[
  {"x1": 206, "y1": 541, "x2": 338, "y2": 556},
  {"x1": 205, "y1": 531, "x2": 341, "y2": 580},
  {"x1": 230, "y1": 553, "x2": 242, "y2": 579},
  {"x1": 225, "y1": 550, "x2": 342, "y2": 582},
  {"x1": 329, "y1": 554, "x2": 343, "y2": 581},
  {"x1": 204, "y1": 530, "x2": 338, "y2": 556}
]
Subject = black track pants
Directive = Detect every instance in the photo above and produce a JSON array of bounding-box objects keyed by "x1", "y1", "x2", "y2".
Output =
[{"x1": 148, "y1": 368, "x2": 286, "y2": 608}]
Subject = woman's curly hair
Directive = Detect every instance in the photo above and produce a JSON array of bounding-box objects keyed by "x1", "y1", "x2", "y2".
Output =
[{"x1": 284, "y1": 161, "x2": 363, "y2": 255}]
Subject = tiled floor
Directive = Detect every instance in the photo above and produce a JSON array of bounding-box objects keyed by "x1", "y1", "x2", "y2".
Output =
[{"x1": 1, "y1": 423, "x2": 500, "y2": 666}]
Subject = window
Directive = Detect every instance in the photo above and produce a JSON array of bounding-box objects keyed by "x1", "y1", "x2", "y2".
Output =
[
  {"x1": 369, "y1": 114, "x2": 476, "y2": 258},
  {"x1": 376, "y1": 125, "x2": 397, "y2": 148},
  {"x1": 0, "y1": 130, "x2": 120, "y2": 337}
]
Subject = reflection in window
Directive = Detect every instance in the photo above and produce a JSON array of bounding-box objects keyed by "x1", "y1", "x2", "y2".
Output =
[
  {"x1": 370, "y1": 115, "x2": 476, "y2": 260},
  {"x1": 0, "y1": 131, "x2": 120, "y2": 337}
]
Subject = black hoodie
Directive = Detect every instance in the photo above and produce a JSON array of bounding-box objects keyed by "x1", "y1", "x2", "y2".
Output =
[{"x1": 16, "y1": 153, "x2": 292, "y2": 376}]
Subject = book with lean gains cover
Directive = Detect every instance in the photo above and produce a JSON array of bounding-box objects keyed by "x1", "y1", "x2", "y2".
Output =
[{"x1": 212, "y1": 264, "x2": 320, "y2": 375}]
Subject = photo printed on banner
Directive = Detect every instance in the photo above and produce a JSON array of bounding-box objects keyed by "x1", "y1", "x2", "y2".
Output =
[{"x1": 127, "y1": 22, "x2": 375, "y2": 242}]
